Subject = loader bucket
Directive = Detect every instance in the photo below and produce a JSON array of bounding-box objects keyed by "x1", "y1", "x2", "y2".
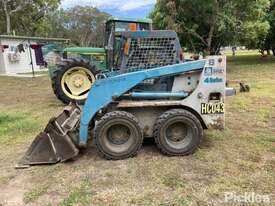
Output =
[{"x1": 16, "y1": 104, "x2": 81, "y2": 168}]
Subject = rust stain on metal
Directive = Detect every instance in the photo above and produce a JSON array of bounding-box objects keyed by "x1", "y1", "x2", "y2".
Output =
[{"x1": 207, "y1": 117, "x2": 224, "y2": 130}]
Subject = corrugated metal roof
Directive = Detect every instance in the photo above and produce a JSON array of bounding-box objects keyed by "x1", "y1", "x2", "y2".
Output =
[
  {"x1": 107, "y1": 16, "x2": 153, "y2": 24},
  {"x1": 63, "y1": 47, "x2": 105, "y2": 54},
  {"x1": 0, "y1": 35, "x2": 70, "y2": 43}
]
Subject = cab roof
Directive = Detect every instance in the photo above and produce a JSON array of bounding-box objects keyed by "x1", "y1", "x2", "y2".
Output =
[{"x1": 107, "y1": 16, "x2": 152, "y2": 24}]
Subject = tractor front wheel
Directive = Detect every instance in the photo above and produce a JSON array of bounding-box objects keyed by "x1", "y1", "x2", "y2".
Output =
[{"x1": 51, "y1": 58, "x2": 97, "y2": 104}]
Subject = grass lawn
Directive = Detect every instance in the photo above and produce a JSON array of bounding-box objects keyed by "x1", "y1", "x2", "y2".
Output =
[
  {"x1": 0, "y1": 55, "x2": 274, "y2": 206},
  {"x1": 222, "y1": 49, "x2": 261, "y2": 56}
]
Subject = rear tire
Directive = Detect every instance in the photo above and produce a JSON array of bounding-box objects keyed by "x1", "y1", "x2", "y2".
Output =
[
  {"x1": 51, "y1": 58, "x2": 97, "y2": 104},
  {"x1": 94, "y1": 111, "x2": 143, "y2": 160},
  {"x1": 153, "y1": 109, "x2": 203, "y2": 156}
]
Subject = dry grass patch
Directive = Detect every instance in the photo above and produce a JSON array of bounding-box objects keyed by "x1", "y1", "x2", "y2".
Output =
[{"x1": 0, "y1": 55, "x2": 274, "y2": 205}]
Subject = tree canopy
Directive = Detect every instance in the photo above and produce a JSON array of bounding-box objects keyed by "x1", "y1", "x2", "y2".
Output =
[
  {"x1": 150, "y1": 0, "x2": 271, "y2": 55},
  {"x1": 259, "y1": 0, "x2": 275, "y2": 55},
  {"x1": 0, "y1": 0, "x2": 60, "y2": 34},
  {"x1": 1, "y1": 0, "x2": 275, "y2": 53},
  {"x1": 0, "y1": 1, "x2": 110, "y2": 47},
  {"x1": 45, "y1": 6, "x2": 110, "y2": 47}
]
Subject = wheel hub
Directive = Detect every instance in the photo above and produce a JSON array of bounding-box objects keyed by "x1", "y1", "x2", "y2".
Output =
[
  {"x1": 107, "y1": 125, "x2": 130, "y2": 145},
  {"x1": 166, "y1": 123, "x2": 187, "y2": 142},
  {"x1": 73, "y1": 76, "x2": 84, "y2": 88},
  {"x1": 61, "y1": 67, "x2": 95, "y2": 100}
]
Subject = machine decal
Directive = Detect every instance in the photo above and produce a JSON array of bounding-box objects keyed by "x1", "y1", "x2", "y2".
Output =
[
  {"x1": 204, "y1": 77, "x2": 223, "y2": 83},
  {"x1": 201, "y1": 103, "x2": 224, "y2": 115},
  {"x1": 209, "y1": 59, "x2": 215, "y2": 66},
  {"x1": 204, "y1": 67, "x2": 224, "y2": 76},
  {"x1": 204, "y1": 67, "x2": 213, "y2": 75}
]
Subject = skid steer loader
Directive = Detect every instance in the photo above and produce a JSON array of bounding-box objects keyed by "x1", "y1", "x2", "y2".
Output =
[{"x1": 18, "y1": 30, "x2": 228, "y2": 167}]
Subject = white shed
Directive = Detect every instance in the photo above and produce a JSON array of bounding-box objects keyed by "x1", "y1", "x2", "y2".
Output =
[{"x1": 0, "y1": 35, "x2": 69, "y2": 74}]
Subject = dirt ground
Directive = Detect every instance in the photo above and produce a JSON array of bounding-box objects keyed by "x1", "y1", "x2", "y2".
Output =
[{"x1": 0, "y1": 55, "x2": 274, "y2": 206}]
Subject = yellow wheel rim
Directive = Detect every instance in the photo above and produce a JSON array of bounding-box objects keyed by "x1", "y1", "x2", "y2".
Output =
[{"x1": 61, "y1": 67, "x2": 95, "y2": 101}]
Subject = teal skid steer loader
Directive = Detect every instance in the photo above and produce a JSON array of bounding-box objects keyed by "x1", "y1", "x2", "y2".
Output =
[{"x1": 18, "y1": 29, "x2": 229, "y2": 167}]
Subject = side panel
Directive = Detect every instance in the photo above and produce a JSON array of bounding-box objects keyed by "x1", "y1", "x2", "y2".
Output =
[
  {"x1": 179, "y1": 56, "x2": 226, "y2": 129},
  {"x1": 117, "y1": 56, "x2": 226, "y2": 135},
  {"x1": 172, "y1": 71, "x2": 201, "y2": 93}
]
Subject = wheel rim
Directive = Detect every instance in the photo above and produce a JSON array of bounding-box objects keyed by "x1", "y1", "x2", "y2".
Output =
[
  {"x1": 61, "y1": 67, "x2": 95, "y2": 101},
  {"x1": 101, "y1": 120, "x2": 136, "y2": 154},
  {"x1": 107, "y1": 124, "x2": 131, "y2": 145},
  {"x1": 163, "y1": 119, "x2": 193, "y2": 149}
]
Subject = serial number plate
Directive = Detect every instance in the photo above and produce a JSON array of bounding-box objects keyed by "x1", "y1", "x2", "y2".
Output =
[{"x1": 201, "y1": 103, "x2": 224, "y2": 115}]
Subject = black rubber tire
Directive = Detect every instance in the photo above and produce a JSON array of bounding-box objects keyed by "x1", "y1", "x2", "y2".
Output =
[
  {"x1": 51, "y1": 58, "x2": 97, "y2": 104},
  {"x1": 153, "y1": 109, "x2": 203, "y2": 156},
  {"x1": 94, "y1": 111, "x2": 143, "y2": 160}
]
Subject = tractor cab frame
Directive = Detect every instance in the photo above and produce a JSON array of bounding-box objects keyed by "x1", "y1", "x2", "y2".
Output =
[{"x1": 105, "y1": 17, "x2": 153, "y2": 71}]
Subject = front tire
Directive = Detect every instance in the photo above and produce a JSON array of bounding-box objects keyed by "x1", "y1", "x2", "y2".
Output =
[
  {"x1": 94, "y1": 111, "x2": 143, "y2": 160},
  {"x1": 153, "y1": 109, "x2": 203, "y2": 156},
  {"x1": 51, "y1": 58, "x2": 97, "y2": 104}
]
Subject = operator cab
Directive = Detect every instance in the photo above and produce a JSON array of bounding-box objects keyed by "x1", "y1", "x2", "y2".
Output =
[
  {"x1": 105, "y1": 17, "x2": 153, "y2": 70},
  {"x1": 105, "y1": 17, "x2": 153, "y2": 45}
]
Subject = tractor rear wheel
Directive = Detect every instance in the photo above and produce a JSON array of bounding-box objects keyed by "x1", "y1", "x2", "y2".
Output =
[
  {"x1": 94, "y1": 111, "x2": 143, "y2": 160},
  {"x1": 153, "y1": 109, "x2": 203, "y2": 156},
  {"x1": 51, "y1": 58, "x2": 97, "y2": 104}
]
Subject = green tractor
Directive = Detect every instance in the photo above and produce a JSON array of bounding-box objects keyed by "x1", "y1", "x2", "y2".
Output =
[{"x1": 51, "y1": 17, "x2": 153, "y2": 104}]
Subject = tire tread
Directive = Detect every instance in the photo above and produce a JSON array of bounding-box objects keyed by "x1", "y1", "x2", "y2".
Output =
[
  {"x1": 153, "y1": 109, "x2": 203, "y2": 156},
  {"x1": 94, "y1": 111, "x2": 143, "y2": 160},
  {"x1": 51, "y1": 58, "x2": 97, "y2": 104}
]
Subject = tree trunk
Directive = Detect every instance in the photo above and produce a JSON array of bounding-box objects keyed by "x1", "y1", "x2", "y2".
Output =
[
  {"x1": 2, "y1": 0, "x2": 11, "y2": 34},
  {"x1": 272, "y1": 48, "x2": 275, "y2": 56},
  {"x1": 6, "y1": 14, "x2": 11, "y2": 34},
  {"x1": 259, "y1": 49, "x2": 265, "y2": 56},
  {"x1": 188, "y1": 35, "x2": 196, "y2": 54},
  {"x1": 2, "y1": 0, "x2": 26, "y2": 34},
  {"x1": 267, "y1": 49, "x2": 271, "y2": 55},
  {"x1": 206, "y1": 0, "x2": 219, "y2": 55}
]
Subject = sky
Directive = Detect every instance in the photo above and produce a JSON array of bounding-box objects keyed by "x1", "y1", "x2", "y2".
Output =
[{"x1": 61, "y1": 0, "x2": 157, "y2": 18}]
